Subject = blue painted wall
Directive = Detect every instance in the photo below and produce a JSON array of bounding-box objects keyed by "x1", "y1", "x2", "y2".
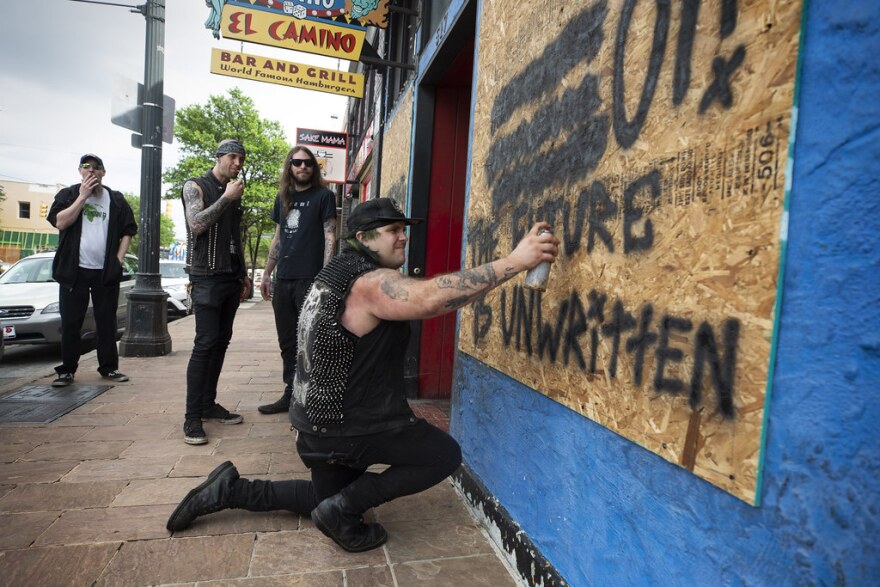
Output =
[{"x1": 451, "y1": 2, "x2": 880, "y2": 585}]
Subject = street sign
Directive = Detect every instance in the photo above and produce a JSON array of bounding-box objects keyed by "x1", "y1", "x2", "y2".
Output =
[
  {"x1": 296, "y1": 128, "x2": 348, "y2": 184},
  {"x1": 111, "y1": 75, "x2": 175, "y2": 144}
]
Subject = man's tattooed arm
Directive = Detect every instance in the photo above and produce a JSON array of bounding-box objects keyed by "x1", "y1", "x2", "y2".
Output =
[
  {"x1": 323, "y1": 217, "x2": 337, "y2": 266},
  {"x1": 266, "y1": 239, "x2": 280, "y2": 262},
  {"x1": 434, "y1": 264, "x2": 517, "y2": 310},
  {"x1": 183, "y1": 180, "x2": 234, "y2": 236},
  {"x1": 376, "y1": 261, "x2": 518, "y2": 315},
  {"x1": 263, "y1": 232, "x2": 280, "y2": 277},
  {"x1": 349, "y1": 222, "x2": 557, "y2": 328},
  {"x1": 380, "y1": 274, "x2": 411, "y2": 302}
]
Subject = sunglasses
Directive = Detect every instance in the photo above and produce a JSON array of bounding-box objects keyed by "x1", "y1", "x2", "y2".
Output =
[
  {"x1": 290, "y1": 158, "x2": 315, "y2": 168},
  {"x1": 80, "y1": 163, "x2": 104, "y2": 171}
]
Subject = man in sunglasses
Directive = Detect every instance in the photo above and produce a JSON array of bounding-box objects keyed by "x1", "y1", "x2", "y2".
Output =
[
  {"x1": 178, "y1": 139, "x2": 252, "y2": 445},
  {"x1": 167, "y1": 198, "x2": 559, "y2": 553},
  {"x1": 47, "y1": 154, "x2": 137, "y2": 387},
  {"x1": 257, "y1": 145, "x2": 337, "y2": 416}
]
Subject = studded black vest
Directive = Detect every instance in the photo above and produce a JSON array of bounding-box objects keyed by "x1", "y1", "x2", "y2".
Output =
[
  {"x1": 289, "y1": 249, "x2": 418, "y2": 436},
  {"x1": 182, "y1": 170, "x2": 244, "y2": 278}
]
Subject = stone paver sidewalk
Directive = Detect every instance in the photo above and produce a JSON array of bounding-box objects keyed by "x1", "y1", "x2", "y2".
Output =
[{"x1": 0, "y1": 299, "x2": 516, "y2": 586}]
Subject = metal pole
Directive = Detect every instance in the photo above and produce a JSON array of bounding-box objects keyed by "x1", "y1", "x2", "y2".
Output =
[{"x1": 120, "y1": 0, "x2": 172, "y2": 356}]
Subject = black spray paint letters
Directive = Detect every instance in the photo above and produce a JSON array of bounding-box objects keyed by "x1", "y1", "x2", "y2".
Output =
[
  {"x1": 469, "y1": 169, "x2": 661, "y2": 263},
  {"x1": 477, "y1": 284, "x2": 739, "y2": 418},
  {"x1": 613, "y1": 0, "x2": 745, "y2": 145},
  {"x1": 487, "y1": 0, "x2": 745, "y2": 215}
]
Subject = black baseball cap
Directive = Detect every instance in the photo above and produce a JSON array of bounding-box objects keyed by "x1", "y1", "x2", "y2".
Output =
[
  {"x1": 347, "y1": 197, "x2": 422, "y2": 238},
  {"x1": 79, "y1": 153, "x2": 104, "y2": 168}
]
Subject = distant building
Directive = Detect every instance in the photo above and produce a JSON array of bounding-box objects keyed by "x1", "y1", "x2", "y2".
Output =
[{"x1": 0, "y1": 179, "x2": 63, "y2": 262}]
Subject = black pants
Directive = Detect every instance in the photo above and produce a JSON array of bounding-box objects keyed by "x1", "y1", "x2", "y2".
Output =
[
  {"x1": 56, "y1": 268, "x2": 119, "y2": 375},
  {"x1": 229, "y1": 420, "x2": 462, "y2": 515},
  {"x1": 272, "y1": 279, "x2": 313, "y2": 392},
  {"x1": 185, "y1": 279, "x2": 240, "y2": 420}
]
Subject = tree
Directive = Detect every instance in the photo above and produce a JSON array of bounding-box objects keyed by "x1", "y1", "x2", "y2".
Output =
[
  {"x1": 163, "y1": 87, "x2": 289, "y2": 280},
  {"x1": 125, "y1": 194, "x2": 175, "y2": 253}
]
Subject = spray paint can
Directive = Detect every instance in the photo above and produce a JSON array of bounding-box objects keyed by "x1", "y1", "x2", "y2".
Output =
[{"x1": 523, "y1": 229, "x2": 552, "y2": 291}]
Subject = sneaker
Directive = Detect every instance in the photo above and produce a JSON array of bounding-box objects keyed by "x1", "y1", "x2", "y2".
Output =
[
  {"x1": 183, "y1": 418, "x2": 208, "y2": 445},
  {"x1": 202, "y1": 403, "x2": 243, "y2": 425},
  {"x1": 52, "y1": 373, "x2": 74, "y2": 387},
  {"x1": 102, "y1": 370, "x2": 129, "y2": 382}
]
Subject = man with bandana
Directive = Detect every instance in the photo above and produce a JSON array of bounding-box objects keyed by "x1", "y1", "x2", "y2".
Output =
[
  {"x1": 167, "y1": 197, "x2": 559, "y2": 553},
  {"x1": 179, "y1": 139, "x2": 252, "y2": 445}
]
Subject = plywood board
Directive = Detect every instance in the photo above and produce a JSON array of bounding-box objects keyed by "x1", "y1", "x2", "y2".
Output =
[
  {"x1": 380, "y1": 85, "x2": 415, "y2": 207},
  {"x1": 459, "y1": 0, "x2": 802, "y2": 503}
]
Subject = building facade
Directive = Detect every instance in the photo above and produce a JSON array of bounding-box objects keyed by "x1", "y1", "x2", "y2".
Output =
[
  {"x1": 341, "y1": 1, "x2": 879, "y2": 584},
  {"x1": 0, "y1": 180, "x2": 62, "y2": 262}
]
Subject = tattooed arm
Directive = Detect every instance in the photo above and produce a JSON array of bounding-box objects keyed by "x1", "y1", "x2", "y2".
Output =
[
  {"x1": 182, "y1": 178, "x2": 244, "y2": 236},
  {"x1": 323, "y1": 217, "x2": 337, "y2": 266},
  {"x1": 341, "y1": 222, "x2": 558, "y2": 336},
  {"x1": 260, "y1": 225, "x2": 281, "y2": 301}
]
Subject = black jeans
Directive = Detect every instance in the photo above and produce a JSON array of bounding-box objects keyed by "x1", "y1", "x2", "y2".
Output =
[
  {"x1": 57, "y1": 268, "x2": 120, "y2": 375},
  {"x1": 185, "y1": 278, "x2": 241, "y2": 420},
  {"x1": 272, "y1": 279, "x2": 313, "y2": 391},
  {"x1": 229, "y1": 420, "x2": 462, "y2": 515}
]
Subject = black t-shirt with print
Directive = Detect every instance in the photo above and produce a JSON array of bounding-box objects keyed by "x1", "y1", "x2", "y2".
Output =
[{"x1": 271, "y1": 186, "x2": 336, "y2": 280}]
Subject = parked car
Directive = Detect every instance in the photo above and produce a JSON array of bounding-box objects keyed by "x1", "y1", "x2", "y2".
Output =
[
  {"x1": 0, "y1": 258, "x2": 13, "y2": 274},
  {"x1": 159, "y1": 260, "x2": 191, "y2": 316},
  {"x1": 0, "y1": 252, "x2": 137, "y2": 351}
]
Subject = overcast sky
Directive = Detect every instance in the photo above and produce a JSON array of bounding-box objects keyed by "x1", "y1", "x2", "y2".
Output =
[{"x1": 0, "y1": 0, "x2": 349, "y2": 238}]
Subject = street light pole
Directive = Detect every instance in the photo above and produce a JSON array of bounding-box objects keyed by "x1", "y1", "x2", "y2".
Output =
[{"x1": 119, "y1": 0, "x2": 172, "y2": 356}]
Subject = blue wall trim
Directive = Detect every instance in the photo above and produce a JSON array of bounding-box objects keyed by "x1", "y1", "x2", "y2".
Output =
[{"x1": 451, "y1": 1, "x2": 880, "y2": 584}]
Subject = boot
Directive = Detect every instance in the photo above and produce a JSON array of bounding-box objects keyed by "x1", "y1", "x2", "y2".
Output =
[
  {"x1": 311, "y1": 493, "x2": 388, "y2": 553},
  {"x1": 258, "y1": 388, "x2": 292, "y2": 415},
  {"x1": 166, "y1": 461, "x2": 239, "y2": 532}
]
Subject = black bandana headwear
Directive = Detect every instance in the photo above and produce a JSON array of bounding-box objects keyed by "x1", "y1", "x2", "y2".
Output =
[{"x1": 216, "y1": 139, "x2": 246, "y2": 158}]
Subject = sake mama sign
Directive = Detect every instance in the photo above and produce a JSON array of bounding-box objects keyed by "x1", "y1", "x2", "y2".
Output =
[{"x1": 296, "y1": 128, "x2": 349, "y2": 184}]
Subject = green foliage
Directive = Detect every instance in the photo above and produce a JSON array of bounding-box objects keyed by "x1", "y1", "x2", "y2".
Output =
[
  {"x1": 162, "y1": 87, "x2": 289, "y2": 274},
  {"x1": 124, "y1": 194, "x2": 175, "y2": 252}
]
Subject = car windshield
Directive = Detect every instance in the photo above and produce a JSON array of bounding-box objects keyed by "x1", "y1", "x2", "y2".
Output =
[
  {"x1": 159, "y1": 263, "x2": 187, "y2": 278},
  {"x1": 0, "y1": 256, "x2": 55, "y2": 285}
]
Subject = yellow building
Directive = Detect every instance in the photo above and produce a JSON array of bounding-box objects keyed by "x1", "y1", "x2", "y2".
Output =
[{"x1": 0, "y1": 179, "x2": 64, "y2": 262}]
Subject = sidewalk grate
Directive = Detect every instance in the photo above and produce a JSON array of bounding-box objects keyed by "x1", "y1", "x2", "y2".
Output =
[{"x1": 0, "y1": 384, "x2": 111, "y2": 424}]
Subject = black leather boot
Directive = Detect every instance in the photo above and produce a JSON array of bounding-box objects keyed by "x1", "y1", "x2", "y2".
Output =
[
  {"x1": 311, "y1": 493, "x2": 387, "y2": 553},
  {"x1": 166, "y1": 461, "x2": 239, "y2": 532},
  {"x1": 258, "y1": 388, "x2": 292, "y2": 415}
]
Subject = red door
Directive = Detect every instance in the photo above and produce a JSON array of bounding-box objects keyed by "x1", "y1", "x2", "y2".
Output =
[{"x1": 417, "y1": 43, "x2": 474, "y2": 398}]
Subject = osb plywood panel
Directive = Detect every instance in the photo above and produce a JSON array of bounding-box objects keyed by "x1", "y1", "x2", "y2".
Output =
[
  {"x1": 380, "y1": 85, "x2": 415, "y2": 207},
  {"x1": 459, "y1": 0, "x2": 802, "y2": 504}
]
